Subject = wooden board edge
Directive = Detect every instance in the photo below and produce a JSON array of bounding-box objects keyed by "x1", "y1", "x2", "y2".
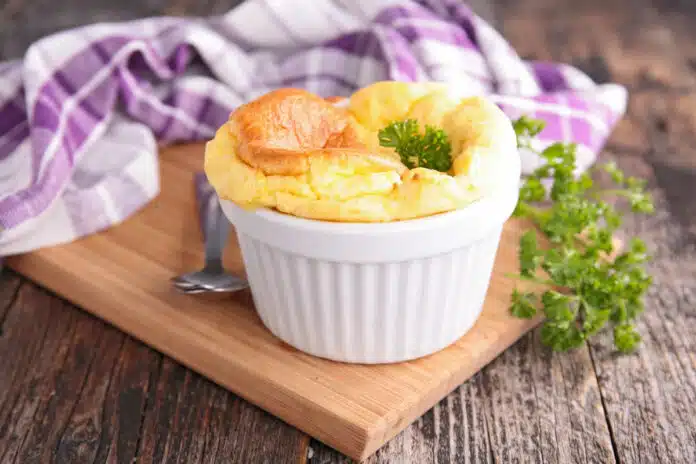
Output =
[
  {"x1": 7, "y1": 214, "x2": 614, "y2": 461},
  {"x1": 5, "y1": 253, "x2": 374, "y2": 461},
  {"x1": 357, "y1": 317, "x2": 543, "y2": 460}
]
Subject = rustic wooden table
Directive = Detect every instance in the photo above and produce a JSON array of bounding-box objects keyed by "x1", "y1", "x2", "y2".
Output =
[{"x1": 1, "y1": 0, "x2": 695, "y2": 462}]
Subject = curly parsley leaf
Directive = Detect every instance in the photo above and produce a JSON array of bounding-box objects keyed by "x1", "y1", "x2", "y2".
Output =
[
  {"x1": 510, "y1": 289, "x2": 538, "y2": 319},
  {"x1": 541, "y1": 321, "x2": 585, "y2": 351},
  {"x1": 378, "y1": 119, "x2": 452, "y2": 172},
  {"x1": 509, "y1": 116, "x2": 654, "y2": 353},
  {"x1": 513, "y1": 115, "x2": 545, "y2": 144},
  {"x1": 614, "y1": 324, "x2": 641, "y2": 353},
  {"x1": 519, "y1": 230, "x2": 542, "y2": 277},
  {"x1": 541, "y1": 290, "x2": 575, "y2": 321}
]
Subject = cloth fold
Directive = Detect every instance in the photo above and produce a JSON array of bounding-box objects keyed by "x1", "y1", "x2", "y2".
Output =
[{"x1": 0, "y1": 0, "x2": 627, "y2": 256}]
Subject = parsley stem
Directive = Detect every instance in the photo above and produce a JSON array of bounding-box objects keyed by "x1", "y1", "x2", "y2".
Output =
[
  {"x1": 515, "y1": 202, "x2": 548, "y2": 222},
  {"x1": 510, "y1": 115, "x2": 652, "y2": 353},
  {"x1": 504, "y1": 273, "x2": 554, "y2": 286}
]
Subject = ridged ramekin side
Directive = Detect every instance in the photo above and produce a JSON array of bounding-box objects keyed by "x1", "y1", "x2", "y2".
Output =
[{"x1": 236, "y1": 227, "x2": 502, "y2": 364}]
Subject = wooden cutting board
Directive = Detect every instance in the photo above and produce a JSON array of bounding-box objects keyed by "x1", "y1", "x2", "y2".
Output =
[{"x1": 6, "y1": 143, "x2": 542, "y2": 461}]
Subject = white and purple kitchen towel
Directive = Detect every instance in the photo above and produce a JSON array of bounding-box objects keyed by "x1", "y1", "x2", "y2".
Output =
[{"x1": 0, "y1": 0, "x2": 627, "y2": 255}]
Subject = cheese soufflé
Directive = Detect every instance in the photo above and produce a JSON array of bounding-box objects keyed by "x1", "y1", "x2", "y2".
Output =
[{"x1": 204, "y1": 81, "x2": 517, "y2": 223}]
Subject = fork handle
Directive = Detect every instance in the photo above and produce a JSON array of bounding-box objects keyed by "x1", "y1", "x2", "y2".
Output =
[
  {"x1": 196, "y1": 173, "x2": 229, "y2": 270},
  {"x1": 206, "y1": 207, "x2": 230, "y2": 268}
]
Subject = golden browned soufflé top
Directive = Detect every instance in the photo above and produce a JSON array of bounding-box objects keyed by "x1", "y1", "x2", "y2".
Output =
[{"x1": 204, "y1": 81, "x2": 517, "y2": 222}]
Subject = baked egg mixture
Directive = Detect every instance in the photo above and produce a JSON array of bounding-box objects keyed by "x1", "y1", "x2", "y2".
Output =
[{"x1": 204, "y1": 81, "x2": 517, "y2": 222}]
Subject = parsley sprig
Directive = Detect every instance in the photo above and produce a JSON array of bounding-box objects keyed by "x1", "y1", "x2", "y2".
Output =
[
  {"x1": 378, "y1": 119, "x2": 453, "y2": 172},
  {"x1": 509, "y1": 116, "x2": 654, "y2": 353}
]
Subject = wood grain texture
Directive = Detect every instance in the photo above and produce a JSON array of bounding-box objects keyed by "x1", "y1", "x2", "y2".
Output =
[
  {"x1": 310, "y1": 331, "x2": 615, "y2": 464},
  {"x1": 5, "y1": 143, "x2": 543, "y2": 461},
  {"x1": 495, "y1": 1, "x2": 696, "y2": 464},
  {"x1": 480, "y1": 332, "x2": 614, "y2": 464},
  {"x1": 0, "y1": 274, "x2": 310, "y2": 464},
  {"x1": 311, "y1": 0, "x2": 696, "y2": 461},
  {"x1": 136, "y1": 358, "x2": 309, "y2": 464},
  {"x1": 0, "y1": 272, "x2": 21, "y2": 332},
  {"x1": 310, "y1": 371, "x2": 493, "y2": 463},
  {"x1": 0, "y1": 0, "x2": 245, "y2": 60},
  {"x1": 1, "y1": 0, "x2": 696, "y2": 462}
]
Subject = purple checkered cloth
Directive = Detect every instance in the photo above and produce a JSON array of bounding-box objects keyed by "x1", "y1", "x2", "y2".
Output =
[{"x1": 0, "y1": 0, "x2": 627, "y2": 255}]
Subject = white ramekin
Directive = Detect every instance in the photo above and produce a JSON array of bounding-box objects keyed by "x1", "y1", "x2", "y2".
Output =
[{"x1": 219, "y1": 154, "x2": 520, "y2": 364}]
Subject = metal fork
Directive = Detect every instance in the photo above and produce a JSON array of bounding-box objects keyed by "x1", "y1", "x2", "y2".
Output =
[{"x1": 170, "y1": 173, "x2": 248, "y2": 294}]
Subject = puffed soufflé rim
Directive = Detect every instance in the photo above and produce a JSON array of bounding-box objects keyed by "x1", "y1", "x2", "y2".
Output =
[{"x1": 204, "y1": 81, "x2": 517, "y2": 222}]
